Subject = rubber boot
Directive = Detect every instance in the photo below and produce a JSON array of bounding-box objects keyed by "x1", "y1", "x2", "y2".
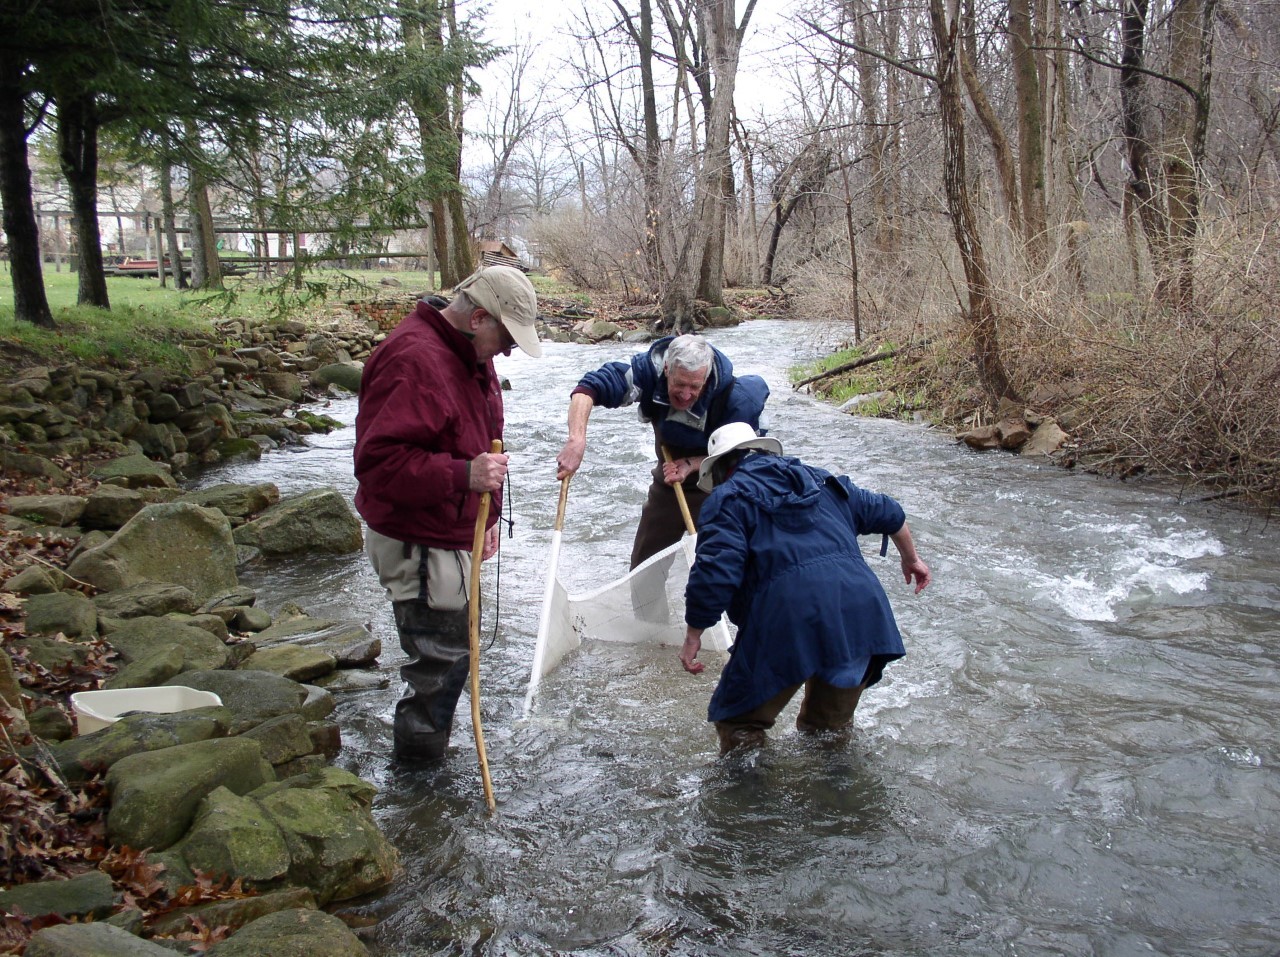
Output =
[
  {"x1": 714, "y1": 722, "x2": 769, "y2": 755},
  {"x1": 391, "y1": 599, "x2": 471, "y2": 764}
]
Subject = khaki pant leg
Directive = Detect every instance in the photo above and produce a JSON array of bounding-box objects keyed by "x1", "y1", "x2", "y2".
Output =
[
  {"x1": 795, "y1": 679, "x2": 865, "y2": 734},
  {"x1": 713, "y1": 682, "x2": 804, "y2": 754}
]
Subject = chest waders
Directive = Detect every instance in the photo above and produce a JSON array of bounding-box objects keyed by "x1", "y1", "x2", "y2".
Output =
[{"x1": 391, "y1": 584, "x2": 471, "y2": 764}]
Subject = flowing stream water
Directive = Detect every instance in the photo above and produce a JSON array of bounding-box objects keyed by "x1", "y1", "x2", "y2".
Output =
[{"x1": 195, "y1": 318, "x2": 1280, "y2": 957}]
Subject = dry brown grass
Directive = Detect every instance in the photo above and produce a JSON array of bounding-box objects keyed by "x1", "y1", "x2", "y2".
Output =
[{"x1": 793, "y1": 214, "x2": 1280, "y2": 508}]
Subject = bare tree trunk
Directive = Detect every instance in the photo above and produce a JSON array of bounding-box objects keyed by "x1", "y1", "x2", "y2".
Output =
[
  {"x1": 56, "y1": 92, "x2": 110, "y2": 309},
  {"x1": 0, "y1": 51, "x2": 54, "y2": 327},
  {"x1": 187, "y1": 181, "x2": 222, "y2": 290},
  {"x1": 929, "y1": 0, "x2": 1018, "y2": 404},
  {"x1": 403, "y1": 0, "x2": 471, "y2": 287},
  {"x1": 732, "y1": 118, "x2": 759, "y2": 285},
  {"x1": 656, "y1": 0, "x2": 751, "y2": 320},
  {"x1": 1163, "y1": 0, "x2": 1217, "y2": 306},
  {"x1": 158, "y1": 149, "x2": 186, "y2": 289},
  {"x1": 840, "y1": 160, "x2": 863, "y2": 342},
  {"x1": 445, "y1": 0, "x2": 473, "y2": 281},
  {"x1": 1119, "y1": 0, "x2": 1172, "y2": 293},
  {"x1": 1009, "y1": 0, "x2": 1048, "y2": 263},
  {"x1": 626, "y1": 0, "x2": 665, "y2": 289},
  {"x1": 959, "y1": 0, "x2": 1022, "y2": 234}
]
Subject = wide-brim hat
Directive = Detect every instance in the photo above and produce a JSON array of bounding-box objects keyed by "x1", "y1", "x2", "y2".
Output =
[
  {"x1": 455, "y1": 265, "x2": 543, "y2": 357},
  {"x1": 697, "y1": 422, "x2": 783, "y2": 492}
]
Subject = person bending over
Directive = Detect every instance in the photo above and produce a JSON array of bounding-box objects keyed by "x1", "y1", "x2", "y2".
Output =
[{"x1": 680, "y1": 422, "x2": 931, "y2": 754}]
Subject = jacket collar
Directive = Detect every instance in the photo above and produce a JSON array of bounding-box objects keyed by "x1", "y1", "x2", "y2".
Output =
[{"x1": 413, "y1": 300, "x2": 488, "y2": 376}]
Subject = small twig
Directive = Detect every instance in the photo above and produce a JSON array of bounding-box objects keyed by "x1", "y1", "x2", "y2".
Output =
[{"x1": 28, "y1": 554, "x2": 95, "y2": 591}]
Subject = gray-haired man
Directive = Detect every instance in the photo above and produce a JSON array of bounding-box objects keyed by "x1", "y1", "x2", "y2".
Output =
[{"x1": 556, "y1": 334, "x2": 770, "y2": 569}]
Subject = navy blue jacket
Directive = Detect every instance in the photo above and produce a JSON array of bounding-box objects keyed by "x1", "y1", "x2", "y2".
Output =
[
  {"x1": 575, "y1": 337, "x2": 769, "y2": 456},
  {"x1": 686, "y1": 454, "x2": 908, "y2": 722}
]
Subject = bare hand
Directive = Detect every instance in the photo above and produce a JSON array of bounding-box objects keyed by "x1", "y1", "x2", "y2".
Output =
[
  {"x1": 482, "y1": 523, "x2": 499, "y2": 561},
  {"x1": 469, "y1": 452, "x2": 508, "y2": 492},
  {"x1": 662, "y1": 457, "x2": 695, "y2": 486},
  {"x1": 680, "y1": 630, "x2": 705, "y2": 674},
  {"x1": 557, "y1": 437, "x2": 585, "y2": 480},
  {"x1": 902, "y1": 558, "x2": 931, "y2": 593}
]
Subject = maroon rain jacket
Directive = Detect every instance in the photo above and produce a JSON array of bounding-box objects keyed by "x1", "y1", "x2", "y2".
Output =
[{"x1": 353, "y1": 300, "x2": 504, "y2": 548}]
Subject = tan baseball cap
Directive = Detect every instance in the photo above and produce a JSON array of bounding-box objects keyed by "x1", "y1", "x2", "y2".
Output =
[{"x1": 455, "y1": 265, "x2": 542, "y2": 357}]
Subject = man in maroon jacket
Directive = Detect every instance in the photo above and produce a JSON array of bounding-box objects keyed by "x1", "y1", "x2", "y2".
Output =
[{"x1": 354, "y1": 265, "x2": 542, "y2": 764}]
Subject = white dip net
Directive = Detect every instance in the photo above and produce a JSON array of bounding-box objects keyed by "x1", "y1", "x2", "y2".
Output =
[{"x1": 523, "y1": 534, "x2": 733, "y2": 714}]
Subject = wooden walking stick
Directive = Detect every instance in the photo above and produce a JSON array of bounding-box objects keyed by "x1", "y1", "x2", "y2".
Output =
[
  {"x1": 468, "y1": 439, "x2": 501, "y2": 813},
  {"x1": 661, "y1": 445, "x2": 697, "y2": 537},
  {"x1": 661, "y1": 444, "x2": 733, "y2": 652}
]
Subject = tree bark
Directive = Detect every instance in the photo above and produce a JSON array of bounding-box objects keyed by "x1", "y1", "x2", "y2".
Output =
[
  {"x1": 1163, "y1": 0, "x2": 1218, "y2": 306},
  {"x1": 929, "y1": 0, "x2": 1018, "y2": 404},
  {"x1": 959, "y1": 0, "x2": 1022, "y2": 235},
  {"x1": 403, "y1": 0, "x2": 472, "y2": 287},
  {"x1": 661, "y1": 0, "x2": 753, "y2": 327},
  {"x1": 1119, "y1": 0, "x2": 1171, "y2": 289},
  {"x1": 1009, "y1": 0, "x2": 1048, "y2": 263},
  {"x1": 0, "y1": 52, "x2": 54, "y2": 327},
  {"x1": 56, "y1": 92, "x2": 110, "y2": 309},
  {"x1": 158, "y1": 149, "x2": 186, "y2": 289}
]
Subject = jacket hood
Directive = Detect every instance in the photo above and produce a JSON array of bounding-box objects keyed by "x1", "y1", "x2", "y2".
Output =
[{"x1": 728, "y1": 454, "x2": 825, "y2": 527}]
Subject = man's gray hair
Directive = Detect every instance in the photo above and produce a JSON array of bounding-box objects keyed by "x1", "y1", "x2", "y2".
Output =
[{"x1": 664, "y1": 335, "x2": 713, "y2": 375}]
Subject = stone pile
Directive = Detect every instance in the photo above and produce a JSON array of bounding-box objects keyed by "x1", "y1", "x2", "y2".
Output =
[
  {"x1": 1, "y1": 478, "x2": 391, "y2": 954},
  {"x1": 0, "y1": 312, "x2": 412, "y2": 955},
  {"x1": 0, "y1": 313, "x2": 380, "y2": 484}
]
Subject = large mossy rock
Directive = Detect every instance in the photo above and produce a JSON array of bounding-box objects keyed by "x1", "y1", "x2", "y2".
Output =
[
  {"x1": 252, "y1": 615, "x2": 379, "y2": 667},
  {"x1": 180, "y1": 482, "x2": 280, "y2": 519},
  {"x1": 91, "y1": 453, "x2": 178, "y2": 489},
  {"x1": 105, "y1": 737, "x2": 274, "y2": 851},
  {"x1": 146, "y1": 887, "x2": 316, "y2": 939},
  {"x1": 23, "y1": 590, "x2": 98, "y2": 638},
  {"x1": 81, "y1": 484, "x2": 147, "y2": 530},
  {"x1": 204, "y1": 908, "x2": 369, "y2": 957},
  {"x1": 241, "y1": 645, "x2": 337, "y2": 683},
  {"x1": 0, "y1": 449, "x2": 68, "y2": 485},
  {"x1": 105, "y1": 616, "x2": 234, "y2": 674},
  {"x1": 254, "y1": 768, "x2": 398, "y2": 905},
  {"x1": 93, "y1": 582, "x2": 200, "y2": 620},
  {"x1": 66, "y1": 502, "x2": 238, "y2": 601},
  {"x1": 175, "y1": 786, "x2": 292, "y2": 884},
  {"x1": 0, "y1": 869, "x2": 116, "y2": 920},
  {"x1": 310, "y1": 363, "x2": 363, "y2": 394},
  {"x1": 164, "y1": 670, "x2": 310, "y2": 734},
  {"x1": 51, "y1": 710, "x2": 230, "y2": 785},
  {"x1": 170, "y1": 769, "x2": 397, "y2": 908},
  {"x1": 232, "y1": 488, "x2": 362, "y2": 557},
  {"x1": 4, "y1": 494, "x2": 86, "y2": 527}
]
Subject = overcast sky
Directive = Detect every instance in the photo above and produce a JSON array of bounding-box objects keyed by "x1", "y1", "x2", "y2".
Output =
[{"x1": 469, "y1": 0, "x2": 803, "y2": 119}]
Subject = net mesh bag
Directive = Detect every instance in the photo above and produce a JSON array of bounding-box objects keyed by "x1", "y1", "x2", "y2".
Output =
[{"x1": 525, "y1": 534, "x2": 734, "y2": 711}]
